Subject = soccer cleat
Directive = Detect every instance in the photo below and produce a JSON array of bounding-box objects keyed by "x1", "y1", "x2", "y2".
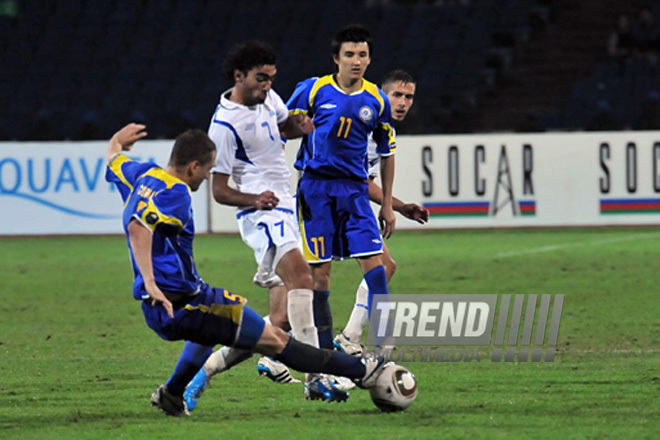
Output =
[
  {"x1": 184, "y1": 368, "x2": 210, "y2": 412},
  {"x1": 328, "y1": 374, "x2": 357, "y2": 391},
  {"x1": 355, "y1": 355, "x2": 388, "y2": 389},
  {"x1": 151, "y1": 384, "x2": 189, "y2": 417},
  {"x1": 333, "y1": 332, "x2": 364, "y2": 356},
  {"x1": 257, "y1": 356, "x2": 301, "y2": 384},
  {"x1": 304, "y1": 375, "x2": 350, "y2": 402}
]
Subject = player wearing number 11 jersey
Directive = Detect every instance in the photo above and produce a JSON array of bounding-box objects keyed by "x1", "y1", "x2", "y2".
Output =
[{"x1": 286, "y1": 24, "x2": 396, "y2": 352}]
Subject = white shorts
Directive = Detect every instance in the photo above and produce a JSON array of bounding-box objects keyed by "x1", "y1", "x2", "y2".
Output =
[{"x1": 237, "y1": 206, "x2": 302, "y2": 289}]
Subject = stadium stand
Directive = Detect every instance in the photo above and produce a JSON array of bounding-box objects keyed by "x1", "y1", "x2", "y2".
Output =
[{"x1": 1, "y1": 0, "x2": 658, "y2": 140}]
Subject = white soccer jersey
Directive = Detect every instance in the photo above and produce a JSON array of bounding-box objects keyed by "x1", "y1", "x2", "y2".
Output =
[
  {"x1": 367, "y1": 126, "x2": 397, "y2": 179},
  {"x1": 209, "y1": 89, "x2": 293, "y2": 210}
]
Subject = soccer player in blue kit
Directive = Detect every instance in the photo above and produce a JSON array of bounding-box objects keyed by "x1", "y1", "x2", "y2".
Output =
[
  {"x1": 287, "y1": 24, "x2": 396, "y2": 350},
  {"x1": 334, "y1": 70, "x2": 429, "y2": 356},
  {"x1": 104, "y1": 123, "x2": 385, "y2": 416}
]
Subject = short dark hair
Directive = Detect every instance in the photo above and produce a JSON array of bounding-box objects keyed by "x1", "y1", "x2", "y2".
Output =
[
  {"x1": 222, "y1": 40, "x2": 277, "y2": 82},
  {"x1": 332, "y1": 24, "x2": 373, "y2": 58},
  {"x1": 169, "y1": 129, "x2": 216, "y2": 168},
  {"x1": 381, "y1": 70, "x2": 416, "y2": 89}
]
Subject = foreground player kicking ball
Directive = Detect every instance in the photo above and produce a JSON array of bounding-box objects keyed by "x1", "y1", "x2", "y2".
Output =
[{"x1": 105, "y1": 123, "x2": 385, "y2": 416}]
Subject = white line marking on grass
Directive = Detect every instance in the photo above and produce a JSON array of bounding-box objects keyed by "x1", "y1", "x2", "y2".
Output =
[{"x1": 495, "y1": 232, "x2": 660, "y2": 258}]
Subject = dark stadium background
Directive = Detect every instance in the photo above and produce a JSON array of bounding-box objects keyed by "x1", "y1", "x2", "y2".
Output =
[{"x1": 1, "y1": 0, "x2": 659, "y2": 141}]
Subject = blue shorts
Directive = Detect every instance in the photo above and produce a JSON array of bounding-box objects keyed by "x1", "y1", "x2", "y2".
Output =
[
  {"x1": 297, "y1": 175, "x2": 383, "y2": 262},
  {"x1": 141, "y1": 284, "x2": 265, "y2": 349}
]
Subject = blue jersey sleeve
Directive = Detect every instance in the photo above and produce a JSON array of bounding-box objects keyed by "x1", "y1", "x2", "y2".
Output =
[
  {"x1": 287, "y1": 77, "x2": 317, "y2": 116},
  {"x1": 105, "y1": 154, "x2": 157, "y2": 203}
]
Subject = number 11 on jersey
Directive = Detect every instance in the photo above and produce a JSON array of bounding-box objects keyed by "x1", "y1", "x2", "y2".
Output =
[{"x1": 337, "y1": 116, "x2": 352, "y2": 138}]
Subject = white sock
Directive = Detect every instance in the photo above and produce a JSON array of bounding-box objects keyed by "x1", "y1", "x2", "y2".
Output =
[
  {"x1": 287, "y1": 289, "x2": 320, "y2": 348},
  {"x1": 203, "y1": 314, "x2": 273, "y2": 376},
  {"x1": 203, "y1": 345, "x2": 253, "y2": 376},
  {"x1": 343, "y1": 279, "x2": 369, "y2": 343},
  {"x1": 288, "y1": 288, "x2": 322, "y2": 385}
]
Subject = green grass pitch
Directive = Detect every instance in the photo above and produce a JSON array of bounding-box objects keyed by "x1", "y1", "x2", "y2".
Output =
[{"x1": 1, "y1": 228, "x2": 659, "y2": 439}]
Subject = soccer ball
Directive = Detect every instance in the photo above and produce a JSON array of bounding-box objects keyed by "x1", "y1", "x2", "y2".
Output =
[{"x1": 369, "y1": 363, "x2": 417, "y2": 412}]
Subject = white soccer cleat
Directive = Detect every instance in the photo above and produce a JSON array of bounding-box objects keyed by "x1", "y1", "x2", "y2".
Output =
[
  {"x1": 333, "y1": 332, "x2": 364, "y2": 356},
  {"x1": 257, "y1": 356, "x2": 301, "y2": 384},
  {"x1": 328, "y1": 374, "x2": 357, "y2": 391},
  {"x1": 355, "y1": 355, "x2": 388, "y2": 389}
]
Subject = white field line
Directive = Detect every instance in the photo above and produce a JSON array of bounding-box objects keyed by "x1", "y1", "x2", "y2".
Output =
[{"x1": 495, "y1": 232, "x2": 660, "y2": 258}]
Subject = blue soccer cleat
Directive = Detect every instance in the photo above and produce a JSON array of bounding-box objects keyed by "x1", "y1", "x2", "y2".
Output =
[
  {"x1": 304, "y1": 374, "x2": 350, "y2": 402},
  {"x1": 184, "y1": 368, "x2": 209, "y2": 412}
]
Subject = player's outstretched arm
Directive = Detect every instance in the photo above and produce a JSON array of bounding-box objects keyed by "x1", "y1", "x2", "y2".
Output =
[
  {"x1": 105, "y1": 123, "x2": 147, "y2": 165},
  {"x1": 378, "y1": 155, "x2": 396, "y2": 239},
  {"x1": 212, "y1": 173, "x2": 279, "y2": 210},
  {"x1": 399, "y1": 203, "x2": 429, "y2": 224},
  {"x1": 368, "y1": 180, "x2": 429, "y2": 224},
  {"x1": 127, "y1": 220, "x2": 174, "y2": 318}
]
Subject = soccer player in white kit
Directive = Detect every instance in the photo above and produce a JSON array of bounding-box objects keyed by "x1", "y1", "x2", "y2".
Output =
[{"x1": 184, "y1": 41, "x2": 350, "y2": 410}]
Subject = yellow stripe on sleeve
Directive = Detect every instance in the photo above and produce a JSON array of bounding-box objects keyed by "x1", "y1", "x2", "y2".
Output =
[
  {"x1": 108, "y1": 154, "x2": 134, "y2": 191},
  {"x1": 139, "y1": 197, "x2": 184, "y2": 231},
  {"x1": 382, "y1": 122, "x2": 397, "y2": 151},
  {"x1": 308, "y1": 75, "x2": 335, "y2": 109}
]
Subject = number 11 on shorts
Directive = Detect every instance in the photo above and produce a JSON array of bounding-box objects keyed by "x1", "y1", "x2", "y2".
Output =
[{"x1": 310, "y1": 236, "x2": 325, "y2": 258}]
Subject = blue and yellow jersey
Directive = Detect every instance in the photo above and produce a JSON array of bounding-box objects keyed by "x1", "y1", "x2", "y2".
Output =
[
  {"x1": 105, "y1": 154, "x2": 201, "y2": 300},
  {"x1": 287, "y1": 75, "x2": 396, "y2": 180}
]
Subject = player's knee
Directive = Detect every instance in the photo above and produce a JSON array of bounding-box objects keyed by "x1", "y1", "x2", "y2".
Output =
[
  {"x1": 296, "y1": 270, "x2": 313, "y2": 290},
  {"x1": 282, "y1": 266, "x2": 313, "y2": 290},
  {"x1": 277, "y1": 250, "x2": 314, "y2": 290},
  {"x1": 269, "y1": 327, "x2": 290, "y2": 355},
  {"x1": 256, "y1": 323, "x2": 290, "y2": 357}
]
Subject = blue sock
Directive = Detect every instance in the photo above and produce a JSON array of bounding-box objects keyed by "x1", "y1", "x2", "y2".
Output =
[
  {"x1": 165, "y1": 342, "x2": 213, "y2": 396},
  {"x1": 364, "y1": 265, "x2": 388, "y2": 318},
  {"x1": 275, "y1": 337, "x2": 365, "y2": 379},
  {"x1": 313, "y1": 290, "x2": 333, "y2": 349}
]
